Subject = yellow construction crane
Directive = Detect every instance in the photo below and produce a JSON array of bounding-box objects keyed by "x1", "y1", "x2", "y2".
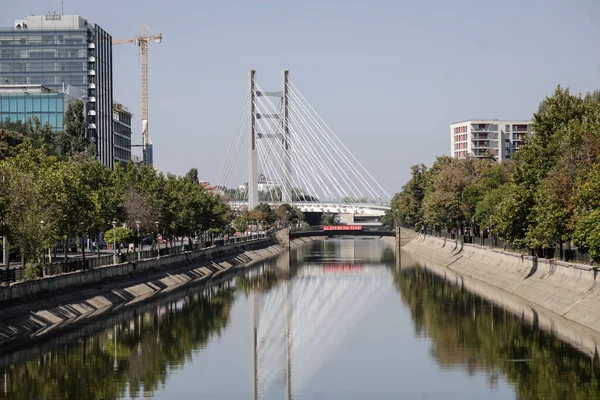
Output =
[{"x1": 113, "y1": 25, "x2": 162, "y2": 165}]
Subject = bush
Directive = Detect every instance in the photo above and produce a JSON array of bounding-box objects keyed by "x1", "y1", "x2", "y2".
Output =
[
  {"x1": 24, "y1": 262, "x2": 41, "y2": 280},
  {"x1": 104, "y1": 227, "x2": 133, "y2": 247}
]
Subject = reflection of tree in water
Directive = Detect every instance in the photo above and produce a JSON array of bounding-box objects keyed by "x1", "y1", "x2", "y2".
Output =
[
  {"x1": 393, "y1": 267, "x2": 600, "y2": 399},
  {"x1": 236, "y1": 270, "x2": 283, "y2": 296},
  {"x1": 0, "y1": 284, "x2": 235, "y2": 400}
]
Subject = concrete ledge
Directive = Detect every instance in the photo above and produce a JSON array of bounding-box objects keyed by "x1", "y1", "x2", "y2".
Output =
[
  {"x1": 0, "y1": 239, "x2": 274, "y2": 303},
  {"x1": 402, "y1": 235, "x2": 600, "y2": 353},
  {"x1": 0, "y1": 240, "x2": 283, "y2": 348}
]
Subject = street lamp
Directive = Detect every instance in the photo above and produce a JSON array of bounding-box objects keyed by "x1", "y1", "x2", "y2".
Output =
[
  {"x1": 79, "y1": 221, "x2": 86, "y2": 265},
  {"x1": 40, "y1": 220, "x2": 45, "y2": 266},
  {"x1": 155, "y1": 221, "x2": 160, "y2": 259},
  {"x1": 112, "y1": 221, "x2": 117, "y2": 265},
  {"x1": 135, "y1": 220, "x2": 141, "y2": 260},
  {"x1": 489, "y1": 215, "x2": 493, "y2": 247}
]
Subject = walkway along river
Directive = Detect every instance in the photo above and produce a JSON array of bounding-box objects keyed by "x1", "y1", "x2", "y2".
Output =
[{"x1": 0, "y1": 238, "x2": 599, "y2": 399}]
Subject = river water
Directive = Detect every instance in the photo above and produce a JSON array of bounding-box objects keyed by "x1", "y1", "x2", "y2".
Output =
[{"x1": 1, "y1": 239, "x2": 599, "y2": 399}]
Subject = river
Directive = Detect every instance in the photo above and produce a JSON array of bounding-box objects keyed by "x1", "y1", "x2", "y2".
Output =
[{"x1": 0, "y1": 239, "x2": 599, "y2": 399}]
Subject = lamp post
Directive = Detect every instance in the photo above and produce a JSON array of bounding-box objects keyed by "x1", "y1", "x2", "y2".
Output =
[
  {"x1": 40, "y1": 220, "x2": 45, "y2": 266},
  {"x1": 489, "y1": 215, "x2": 493, "y2": 248},
  {"x1": 111, "y1": 221, "x2": 117, "y2": 265},
  {"x1": 79, "y1": 221, "x2": 86, "y2": 265},
  {"x1": 1, "y1": 220, "x2": 5, "y2": 266},
  {"x1": 1, "y1": 217, "x2": 8, "y2": 283},
  {"x1": 135, "y1": 220, "x2": 141, "y2": 260},
  {"x1": 155, "y1": 221, "x2": 160, "y2": 259}
]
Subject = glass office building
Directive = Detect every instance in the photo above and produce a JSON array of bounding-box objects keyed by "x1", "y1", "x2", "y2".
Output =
[
  {"x1": 0, "y1": 14, "x2": 114, "y2": 168},
  {"x1": 0, "y1": 85, "x2": 76, "y2": 131},
  {"x1": 113, "y1": 102, "x2": 132, "y2": 164}
]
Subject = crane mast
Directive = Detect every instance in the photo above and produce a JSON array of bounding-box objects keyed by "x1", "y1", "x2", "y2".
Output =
[{"x1": 113, "y1": 25, "x2": 162, "y2": 165}]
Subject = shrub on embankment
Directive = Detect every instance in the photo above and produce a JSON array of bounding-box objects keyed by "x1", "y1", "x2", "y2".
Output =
[{"x1": 382, "y1": 87, "x2": 600, "y2": 262}]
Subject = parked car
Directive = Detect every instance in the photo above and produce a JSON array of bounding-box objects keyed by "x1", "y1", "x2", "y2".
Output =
[{"x1": 141, "y1": 236, "x2": 154, "y2": 246}]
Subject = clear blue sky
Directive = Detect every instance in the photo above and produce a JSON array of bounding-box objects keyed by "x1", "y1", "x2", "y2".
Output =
[{"x1": 3, "y1": 0, "x2": 600, "y2": 193}]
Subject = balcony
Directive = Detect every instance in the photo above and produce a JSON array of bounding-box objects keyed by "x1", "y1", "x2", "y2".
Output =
[
  {"x1": 88, "y1": 123, "x2": 97, "y2": 129},
  {"x1": 88, "y1": 56, "x2": 96, "y2": 62},
  {"x1": 88, "y1": 83, "x2": 96, "y2": 89},
  {"x1": 87, "y1": 43, "x2": 95, "y2": 49},
  {"x1": 88, "y1": 69, "x2": 96, "y2": 76},
  {"x1": 87, "y1": 96, "x2": 96, "y2": 103},
  {"x1": 472, "y1": 139, "x2": 498, "y2": 149},
  {"x1": 87, "y1": 110, "x2": 96, "y2": 116},
  {"x1": 471, "y1": 124, "x2": 499, "y2": 132},
  {"x1": 472, "y1": 133, "x2": 498, "y2": 140}
]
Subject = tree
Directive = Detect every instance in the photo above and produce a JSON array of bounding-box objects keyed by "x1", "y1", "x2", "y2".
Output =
[
  {"x1": 104, "y1": 226, "x2": 133, "y2": 248},
  {"x1": 57, "y1": 100, "x2": 88, "y2": 158},
  {"x1": 321, "y1": 212, "x2": 340, "y2": 226},
  {"x1": 233, "y1": 210, "x2": 252, "y2": 233},
  {"x1": 275, "y1": 204, "x2": 304, "y2": 225},
  {"x1": 0, "y1": 129, "x2": 24, "y2": 160},
  {"x1": 185, "y1": 168, "x2": 199, "y2": 185},
  {"x1": 0, "y1": 144, "x2": 59, "y2": 267}
]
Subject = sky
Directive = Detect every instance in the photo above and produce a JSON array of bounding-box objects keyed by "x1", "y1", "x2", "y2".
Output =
[{"x1": 2, "y1": 0, "x2": 600, "y2": 195}]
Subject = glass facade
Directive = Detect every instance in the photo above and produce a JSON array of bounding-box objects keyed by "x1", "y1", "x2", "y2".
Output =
[
  {"x1": 0, "y1": 15, "x2": 113, "y2": 168},
  {"x1": 0, "y1": 90, "x2": 69, "y2": 131},
  {"x1": 113, "y1": 104, "x2": 132, "y2": 164}
]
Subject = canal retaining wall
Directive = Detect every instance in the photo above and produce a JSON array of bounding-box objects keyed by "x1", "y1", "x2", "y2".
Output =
[
  {"x1": 0, "y1": 239, "x2": 275, "y2": 303},
  {"x1": 402, "y1": 233, "x2": 600, "y2": 354},
  {"x1": 0, "y1": 239, "x2": 283, "y2": 347}
]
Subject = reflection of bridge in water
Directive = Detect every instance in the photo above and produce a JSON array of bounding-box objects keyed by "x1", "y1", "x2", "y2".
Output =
[{"x1": 249, "y1": 240, "x2": 393, "y2": 399}]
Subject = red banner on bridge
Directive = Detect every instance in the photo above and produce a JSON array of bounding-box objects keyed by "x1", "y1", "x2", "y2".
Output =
[
  {"x1": 323, "y1": 264, "x2": 363, "y2": 272},
  {"x1": 322, "y1": 225, "x2": 363, "y2": 231}
]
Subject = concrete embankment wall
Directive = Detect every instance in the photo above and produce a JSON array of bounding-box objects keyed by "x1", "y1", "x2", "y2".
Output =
[
  {"x1": 402, "y1": 233, "x2": 600, "y2": 354},
  {"x1": 0, "y1": 239, "x2": 283, "y2": 347},
  {"x1": 0, "y1": 239, "x2": 275, "y2": 303}
]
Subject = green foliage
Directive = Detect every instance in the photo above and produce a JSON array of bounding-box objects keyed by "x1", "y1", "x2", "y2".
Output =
[
  {"x1": 57, "y1": 100, "x2": 88, "y2": 158},
  {"x1": 389, "y1": 86, "x2": 600, "y2": 257},
  {"x1": 233, "y1": 211, "x2": 252, "y2": 233},
  {"x1": 103, "y1": 227, "x2": 133, "y2": 246},
  {"x1": 185, "y1": 167, "x2": 199, "y2": 184},
  {"x1": 275, "y1": 203, "x2": 304, "y2": 224},
  {"x1": 321, "y1": 212, "x2": 340, "y2": 225},
  {"x1": 573, "y1": 210, "x2": 600, "y2": 262},
  {"x1": 251, "y1": 204, "x2": 277, "y2": 226},
  {"x1": 24, "y1": 262, "x2": 41, "y2": 280},
  {"x1": 0, "y1": 142, "x2": 234, "y2": 277}
]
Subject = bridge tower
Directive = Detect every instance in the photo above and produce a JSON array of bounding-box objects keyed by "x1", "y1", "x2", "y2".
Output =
[
  {"x1": 248, "y1": 70, "x2": 292, "y2": 209},
  {"x1": 248, "y1": 70, "x2": 259, "y2": 209},
  {"x1": 281, "y1": 70, "x2": 292, "y2": 203}
]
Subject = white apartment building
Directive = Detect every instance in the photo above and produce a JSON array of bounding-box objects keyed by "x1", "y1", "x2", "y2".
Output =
[{"x1": 450, "y1": 120, "x2": 532, "y2": 161}]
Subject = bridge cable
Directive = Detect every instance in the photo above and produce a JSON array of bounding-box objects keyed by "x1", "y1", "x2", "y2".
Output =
[
  {"x1": 287, "y1": 85, "x2": 381, "y2": 202},
  {"x1": 289, "y1": 81, "x2": 391, "y2": 201},
  {"x1": 253, "y1": 86, "x2": 328, "y2": 202},
  {"x1": 255, "y1": 84, "x2": 345, "y2": 203}
]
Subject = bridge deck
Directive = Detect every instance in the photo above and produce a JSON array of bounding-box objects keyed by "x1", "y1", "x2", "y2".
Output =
[{"x1": 290, "y1": 229, "x2": 395, "y2": 239}]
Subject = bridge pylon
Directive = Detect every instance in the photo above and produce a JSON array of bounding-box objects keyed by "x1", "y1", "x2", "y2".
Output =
[
  {"x1": 248, "y1": 70, "x2": 259, "y2": 209},
  {"x1": 248, "y1": 70, "x2": 292, "y2": 209}
]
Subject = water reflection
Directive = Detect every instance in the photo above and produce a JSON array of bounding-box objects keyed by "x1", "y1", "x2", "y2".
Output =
[
  {"x1": 0, "y1": 253, "x2": 288, "y2": 400},
  {"x1": 2, "y1": 240, "x2": 600, "y2": 399},
  {"x1": 393, "y1": 263, "x2": 600, "y2": 400}
]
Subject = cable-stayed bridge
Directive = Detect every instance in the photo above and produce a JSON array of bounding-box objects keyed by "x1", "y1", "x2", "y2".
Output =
[{"x1": 219, "y1": 70, "x2": 390, "y2": 222}]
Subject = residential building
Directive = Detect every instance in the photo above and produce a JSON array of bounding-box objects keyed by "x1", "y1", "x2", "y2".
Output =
[
  {"x1": 0, "y1": 84, "x2": 77, "y2": 131},
  {"x1": 113, "y1": 102, "x2": 132, "y2": 164},
  {"x1": 0, "y1": 13, "x2": 114, "y2": 167},
  {"x1": 450, "y1": 120, "x2": 532, "y2": 161}
]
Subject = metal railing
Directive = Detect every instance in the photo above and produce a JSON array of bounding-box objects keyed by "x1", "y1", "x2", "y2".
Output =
[
  {"x1": 1, "y1": 232, "x2": 272, "y2": 284},
  {"x1": 418, "y1": 228, "x2": 593, "y2": 265}
]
